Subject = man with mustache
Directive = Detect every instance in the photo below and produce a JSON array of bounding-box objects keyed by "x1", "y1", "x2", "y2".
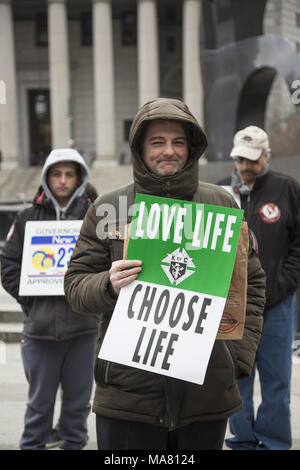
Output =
[{"x1": 219, "y1": 125, "x2": 300, "y2": 450}]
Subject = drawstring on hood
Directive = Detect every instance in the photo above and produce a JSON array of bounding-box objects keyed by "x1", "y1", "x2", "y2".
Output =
[
  {"x1": 129, "y1": 98, "x2": 208, "y2": 200},
  {"x1": 41, "y1": 148, "x2": 90, "y2": 220}
]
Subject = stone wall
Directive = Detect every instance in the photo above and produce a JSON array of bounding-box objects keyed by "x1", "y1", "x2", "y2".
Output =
[{"x1": 0, "y1": 154, "x2": 300, "y2": 201}]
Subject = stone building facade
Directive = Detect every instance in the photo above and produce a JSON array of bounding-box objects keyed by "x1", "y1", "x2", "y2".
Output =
[{"x1": 0, "y1": 0, "x2": 299, "y2": 167}]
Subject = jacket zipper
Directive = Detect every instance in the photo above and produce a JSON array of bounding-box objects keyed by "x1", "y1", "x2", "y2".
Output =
[{"x1": 163, "y1": 377, "x2": 176, "y2": 429}]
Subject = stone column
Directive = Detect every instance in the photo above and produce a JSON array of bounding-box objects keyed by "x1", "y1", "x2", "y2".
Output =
[
  {"x1": 0, "y1": 0, "x2": 19, "y2": 167},
  {"x1": 92, "y1": 0, "x2": 115, "y2": 164},
  {"x1": 137, "y1": 0, "x2": 159, "y2": 107},
  {"x1": 183, "y1": 0, "x2": 204, "y2": 125},
  {"x1": 48, "y1": 0, "x2": 71, "y2": 148}
]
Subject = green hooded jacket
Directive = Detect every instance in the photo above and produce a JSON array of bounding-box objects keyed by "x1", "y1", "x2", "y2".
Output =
[{"x1": 64, "y1": 98, "x2": 265, "y2": 429}]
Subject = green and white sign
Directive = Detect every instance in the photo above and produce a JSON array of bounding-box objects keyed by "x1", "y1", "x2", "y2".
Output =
[{"x1": 99, "y1": 194, "x2": 243, "y2": 385}]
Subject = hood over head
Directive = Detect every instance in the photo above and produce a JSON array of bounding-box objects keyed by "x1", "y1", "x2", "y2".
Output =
[
  {"x1": 41, "y1": 148, "x2": 90, "y2": 218},
  {"x1": 129, "y1": 98, "x2": 208, "y2": 200}
]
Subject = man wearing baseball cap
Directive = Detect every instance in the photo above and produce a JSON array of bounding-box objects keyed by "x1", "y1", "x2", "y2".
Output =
[{"x1": 219, "y1": 125, "x2": 300, "y2": 450}]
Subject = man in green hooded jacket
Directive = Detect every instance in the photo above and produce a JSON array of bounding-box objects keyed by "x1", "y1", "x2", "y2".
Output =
[{"x1": 64, "y1": 98, "x2": 265, "y2": 450}]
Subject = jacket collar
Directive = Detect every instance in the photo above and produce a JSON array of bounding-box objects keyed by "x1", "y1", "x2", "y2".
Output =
[
  {"x1": 231, "y1": 164, "x2": 270, "y2": 195},
  {"x1": 33, "y1": 186, "x2": 88, "y2": 219},
  {"x1": 133, "y1": 158, "x2": 199, "y2": 201}
]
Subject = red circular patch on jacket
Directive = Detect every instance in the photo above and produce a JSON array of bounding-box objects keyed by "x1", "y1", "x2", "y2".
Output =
[
  {"x1": 259, "y1": 203, "x2": 281, "y2": 224},
  {"x1": 219, "y1": 313, "x2": 239, "y2": 333}
]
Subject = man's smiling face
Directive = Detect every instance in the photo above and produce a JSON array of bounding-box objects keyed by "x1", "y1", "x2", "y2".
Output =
[{"x1": 142, "y1": 120, "x2": 188, "y2": 177}]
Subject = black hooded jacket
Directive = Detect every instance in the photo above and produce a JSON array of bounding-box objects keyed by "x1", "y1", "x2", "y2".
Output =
[
  {"x1": 1, "y1": 173, "x2": 99, "y2": 341},
  {"x1": 219, "y1": 168, "x2": 300, "y2": 310}
]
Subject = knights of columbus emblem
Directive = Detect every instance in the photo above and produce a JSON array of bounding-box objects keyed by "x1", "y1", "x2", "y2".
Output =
[{"x1": 161, "y1": 248, "x2": 196, "y2": 286}]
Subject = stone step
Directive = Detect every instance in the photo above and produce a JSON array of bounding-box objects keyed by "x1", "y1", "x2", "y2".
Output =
[
  {"x1": 0, "y1": 310, "x2": 23, "y2": 323},
  {"x1": 0, "y1": 323, "x2": 23, "y2": 343}
]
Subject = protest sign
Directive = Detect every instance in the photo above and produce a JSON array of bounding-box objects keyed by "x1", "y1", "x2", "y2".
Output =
[
  {"x1": 99, "y1": 194, "x2": 244, "y2": 385},
  {"x1": 19, "y1": 220, "x2": 82, "y2": 296}
]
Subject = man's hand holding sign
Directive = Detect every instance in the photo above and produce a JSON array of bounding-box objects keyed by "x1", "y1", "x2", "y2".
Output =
[{"x1": 109, "y1": 259, "x2": 142, "y2": 296}]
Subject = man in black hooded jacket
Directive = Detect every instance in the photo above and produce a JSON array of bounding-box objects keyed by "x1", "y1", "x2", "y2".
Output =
[
  {"x1": 64, "y1": 99, "x2": 266, "y2": 451},
  {"x1": 1, "y1": 149, "x2": 99, "y2": 450}
]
